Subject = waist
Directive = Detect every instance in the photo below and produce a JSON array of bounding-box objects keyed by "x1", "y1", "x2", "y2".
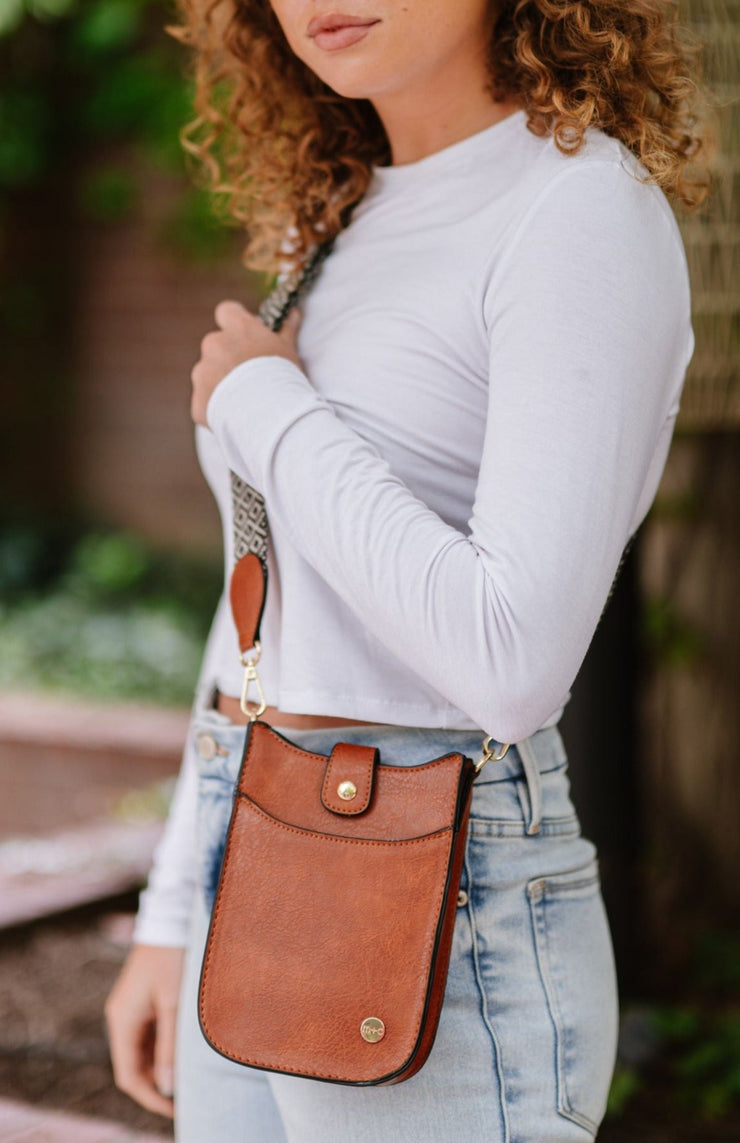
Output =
[
  {"x1": 191, "y1": 702, "x2": 568, "y2": 785},
  {"x1": 215, "y1": 691, "x2": 394, "y2": 730}
]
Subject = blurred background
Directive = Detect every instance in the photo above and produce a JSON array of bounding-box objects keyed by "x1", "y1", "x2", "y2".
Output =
[{"x1": 0, "y1": 0, "x2": 737, "y2": 1139}]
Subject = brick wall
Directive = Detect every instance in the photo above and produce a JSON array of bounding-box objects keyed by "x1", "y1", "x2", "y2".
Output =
[{"x1": 69, "y1": 153, "x2": 263, "y2": 555}]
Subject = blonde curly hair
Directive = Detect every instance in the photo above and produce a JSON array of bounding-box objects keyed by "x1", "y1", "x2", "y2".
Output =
[{"x1": 166, "y1": 0, "x2": 718, "y2": 274}]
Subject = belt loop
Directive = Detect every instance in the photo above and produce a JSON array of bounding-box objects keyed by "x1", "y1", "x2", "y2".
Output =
[{"x1": 516, "y1": 736, "x2": 543, "y2": 835}]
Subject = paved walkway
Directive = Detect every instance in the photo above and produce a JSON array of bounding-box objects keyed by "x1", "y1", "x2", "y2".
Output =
[
  {"x1": 0, "y1": 1098, "x2": 169, "y2": 1142},
  {"x1": 0, "y1": 688, "x2": 187, "y2": 929},
  {"x1": 0, "y1": 691, "x2": 190, "y2": 755},
  {"x1": 0, "y1": 817, "x2": 165, "y2": 929}
]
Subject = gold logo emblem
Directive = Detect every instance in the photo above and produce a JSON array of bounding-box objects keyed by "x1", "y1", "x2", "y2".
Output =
[{"x1": 360, "y1": 1017, "x2": 385, "y2": 1043}]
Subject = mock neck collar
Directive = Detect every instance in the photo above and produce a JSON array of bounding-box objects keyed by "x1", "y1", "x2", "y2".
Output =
[{"x1": 367, "y1": 108, "x2": 528, "y2": 196}]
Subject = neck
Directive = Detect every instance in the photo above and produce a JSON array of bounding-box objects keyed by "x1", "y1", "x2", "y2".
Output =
[{"x1": 370, "y1": 54, "x2": 523, "y2": 167}]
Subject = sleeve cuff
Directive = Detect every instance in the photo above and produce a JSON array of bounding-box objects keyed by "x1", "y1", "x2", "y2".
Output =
[
  {"x1": 205, "y1": 355, "x2": 331, "y2": 488},
  {"x1": 132, "y1": 886, "x2": 193, "y2": 948}
]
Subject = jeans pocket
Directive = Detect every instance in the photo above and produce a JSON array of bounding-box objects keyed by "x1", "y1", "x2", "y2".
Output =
[{"x1": 527, "y1": 856, "x2": 619, "y2": 1135}]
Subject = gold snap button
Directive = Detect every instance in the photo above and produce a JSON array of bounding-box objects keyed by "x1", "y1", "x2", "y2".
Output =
[
  {"x1": 360, "y1": 1017, "x2": 385, "y2": 1043},
  {"x1": 457, "y1": 889, "x2": 469, "y2": 908},
  {"x1": 196, "y1": 732, "x2": 218, "y2": 761},
  {"x1": 337, "y1": 780, "x2": 357, "y2": 801}
]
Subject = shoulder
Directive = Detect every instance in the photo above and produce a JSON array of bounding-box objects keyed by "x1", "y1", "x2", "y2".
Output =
[
  {"x1": 481, "y1": 122, "x2": 690, "y2": 307},
  {"x1": 481, "y1": 123, "x2": 693, "y2": 373},
  {"x1": 505, "y1": 122, "x2": 685, "y2": 257}
]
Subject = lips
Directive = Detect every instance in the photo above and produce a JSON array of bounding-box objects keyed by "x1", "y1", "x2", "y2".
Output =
[{"x1": 307, "y1": 13, "x2": 380, "y2": 37}]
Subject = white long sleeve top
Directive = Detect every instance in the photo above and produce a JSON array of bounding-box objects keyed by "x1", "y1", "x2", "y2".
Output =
[{"x1": 133, "y1": 108, "x2": 694, "y2": 946}]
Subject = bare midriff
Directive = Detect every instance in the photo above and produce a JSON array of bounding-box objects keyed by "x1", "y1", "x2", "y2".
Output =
[{"x1": 216, "y1": 691, "x2": 387, "y2": 729}]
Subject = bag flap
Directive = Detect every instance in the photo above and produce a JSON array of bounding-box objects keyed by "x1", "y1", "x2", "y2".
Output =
[{"x1": 321, "y1": 742, "x2": 378, "y2": 815}]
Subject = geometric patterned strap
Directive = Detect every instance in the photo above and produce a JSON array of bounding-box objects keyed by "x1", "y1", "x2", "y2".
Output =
[
  {"x1": 230, "y1": 473, "x2": 269, "y2": 565},
  {"x1": 598, "y1": 530, "x2": 637, "y2": 619},
  {"x1": 228, "y1": 237, "x2": 335, "y2": 670}
]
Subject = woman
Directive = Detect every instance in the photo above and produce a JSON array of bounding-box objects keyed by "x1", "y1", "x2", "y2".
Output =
[{"x1": 105, "y1": 1, "x2": 714, "y2": 1140}]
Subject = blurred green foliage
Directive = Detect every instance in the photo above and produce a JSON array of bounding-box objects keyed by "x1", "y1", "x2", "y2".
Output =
[
  {"x1": 643, "y1": 597, "x2": 705, "y2": 667},
  {"x1": 606, "y1": 1063, "x2": 643, "y2": 1117},
  {"x1": 606, "y1": 927, "x2": 740, "y2": 1124},
  {"x1": 0, "y1": 0, "x2": 235, "y2": 261},
  {"x1": 0, "y1": 517, "x2": 222, "y2": 705},
  {"x1": 0, "y1": 1, "x2": 242, "y2": 705},
  {"x1": 653, "y1": 1005, "x2": 740, "y2": 1119}
]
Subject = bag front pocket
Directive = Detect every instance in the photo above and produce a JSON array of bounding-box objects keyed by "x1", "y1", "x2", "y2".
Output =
[
  {"x1": 199, "y1": 795, "x2": 460, "y2": 1085},
  {"x1": 527, "y1": 857, "x2": 619, "y2": 1135}
]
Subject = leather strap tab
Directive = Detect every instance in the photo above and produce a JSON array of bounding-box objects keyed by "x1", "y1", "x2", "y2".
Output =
[
  {"x1": 230, "y1": 553, "x2": 267, "y2": 654},
  {"x1": 321, "y1": 743, "x2": 378, "y2": 816}
]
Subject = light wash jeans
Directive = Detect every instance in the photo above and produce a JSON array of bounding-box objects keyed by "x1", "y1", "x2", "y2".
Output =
[{"x1": 175, "y1": 686, "x2": 619, "y2": 1143}]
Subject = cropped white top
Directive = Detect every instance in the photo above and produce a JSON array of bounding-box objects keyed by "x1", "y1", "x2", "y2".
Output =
[{"x1": 132, "y1": 108, "x2": 694, "y2": 946}]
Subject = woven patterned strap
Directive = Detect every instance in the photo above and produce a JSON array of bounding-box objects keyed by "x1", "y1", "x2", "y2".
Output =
[{"x1": 228, "y1": 237, "x2": 335, "y2": 656}]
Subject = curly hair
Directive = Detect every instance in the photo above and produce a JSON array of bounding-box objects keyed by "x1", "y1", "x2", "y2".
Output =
[{"x1": 165, "y1": 0, "x2": 718, "y2": 275}]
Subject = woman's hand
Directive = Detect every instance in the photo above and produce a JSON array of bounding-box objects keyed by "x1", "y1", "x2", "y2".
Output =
[
  {"x1": 105, "y1": 943, "x2": 187, "y2": 1119},
  {"x1": 190, "y1": 300, "x2": 303, "y2": 427}
]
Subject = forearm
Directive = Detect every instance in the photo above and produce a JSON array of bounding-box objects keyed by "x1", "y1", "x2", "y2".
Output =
[{"x1": 207, "y1": 361, "x2": 610, "y2": 740}]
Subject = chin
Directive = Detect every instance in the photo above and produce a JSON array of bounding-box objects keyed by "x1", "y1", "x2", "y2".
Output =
[
  {"x1": 303, "y1": 55, "x2": 391, "y2": 101},
  {"x1": 321, "y1": 77, "x2": 378, "y2": 99}
]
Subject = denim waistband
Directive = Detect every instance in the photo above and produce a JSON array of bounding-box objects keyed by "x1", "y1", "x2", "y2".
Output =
[{"x1": 188, "y1": 684, "x2": 566, "y2": 836}]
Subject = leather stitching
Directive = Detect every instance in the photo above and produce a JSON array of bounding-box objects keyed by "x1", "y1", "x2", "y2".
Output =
[
  {"x1": 321, "y1": 744, "x2": 376, "y2": 815},
  {"x1": 238, "y1": 795, "x2": 455, "y2": 846},
  {"x1": 200, "y1": 796, "x2": 455, "y2": 1080}
]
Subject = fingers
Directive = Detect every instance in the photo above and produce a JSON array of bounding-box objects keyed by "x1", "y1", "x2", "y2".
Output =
[
  {"x1": 213, "y1": 298, "x2": 251, "y2": 329},
  {"x1": 191, "y1": 299, "x2": 304, "y2": 425},
  {"x1": 153, "y1": 993, "x2": 179, "y2": 1102},
  {"x1": 106, "y1": 999, "x2": 175, "y2": 1119},
  {"x1": 282, "y1": 308, "x2": 302, "y2": 333},
  {"x1": 212, "y1": 298, "x2": 302, "y2": 338},
  {"x1": 275, "y1": 307, "x2": 302, "y2": 345},
  {"x1": 104, "y1": 946, "x2": 185, "y2": 1121}
]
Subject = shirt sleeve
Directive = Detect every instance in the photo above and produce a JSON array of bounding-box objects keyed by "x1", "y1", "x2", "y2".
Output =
[
  {"x1": 206, "y1": 160, "x2": 694, "y2": 743},
  {"x1": 131, "y1": 591, "x2": 230, "y2": 947},
  {"x1": 131, "y1": 729, "x2": 198, "y2": 947}
]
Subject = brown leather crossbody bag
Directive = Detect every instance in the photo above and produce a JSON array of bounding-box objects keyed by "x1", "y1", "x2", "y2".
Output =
[{"x1": 197, "y1": 240, "x2": 509, "y2": 1085}]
